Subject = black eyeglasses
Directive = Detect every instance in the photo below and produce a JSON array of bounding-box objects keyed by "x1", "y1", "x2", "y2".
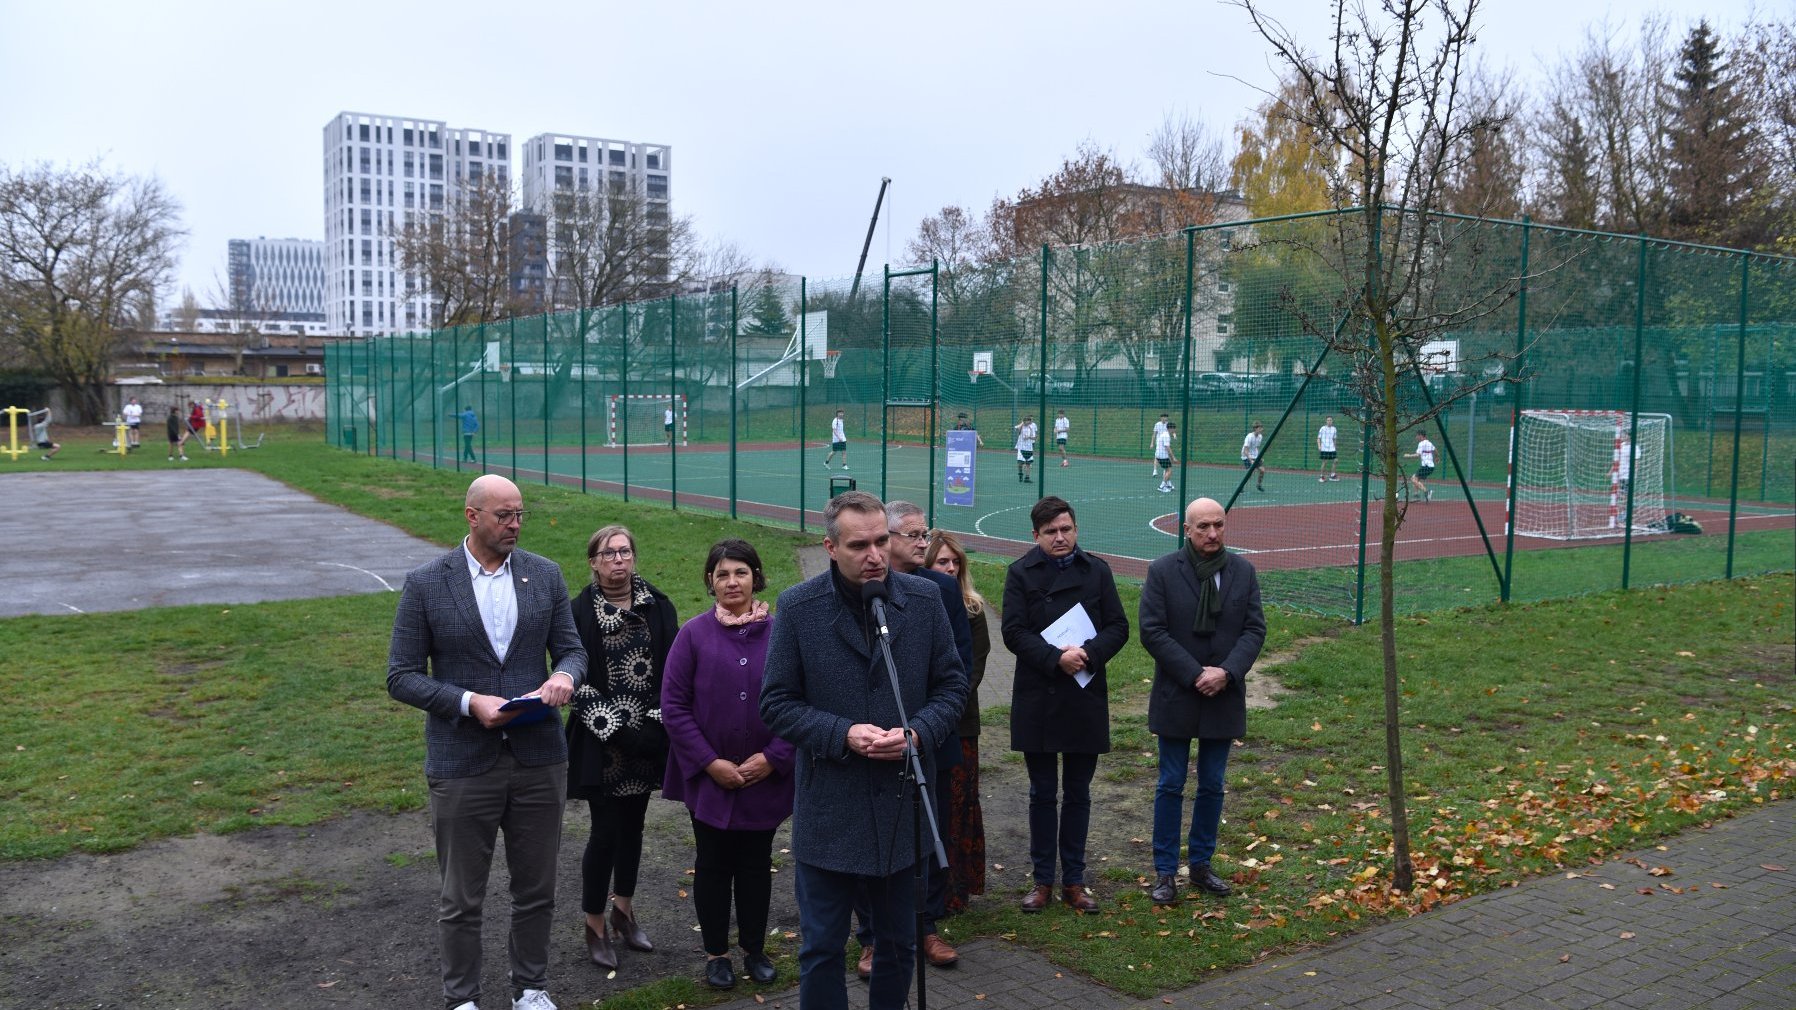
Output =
[
  {"x1": 474, "y1": 508, "x2": 530, "y2": 525},
  {"x1": 593, "y1": 547, "x2": 635, "y2": 561}
]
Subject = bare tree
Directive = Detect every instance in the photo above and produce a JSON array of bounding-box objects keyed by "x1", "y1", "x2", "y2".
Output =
[
  {"x1": 1239, "y1": 0, "x2": 1518, "y2": 892},
  {"x1": 1147, "y1": 109, "x2": 1235, "y2": 221},
  {"x1": 1738, "y1": 16, "x2": 1796, "y2": 253},
  {"x1": 1441, "y1": 66, "x2": 1527, "y2": 218},
  {"x1": 393, "y1": 173, "x2": 524, "y2": 328},
  {"x1": 0, "y1": 161, "x2": 183, "y2": 421},
  {"x1": 544, "y1": 178, "x2": 694, "y2": 310},
  {"x1": 907, "y1": 204, "x2": 991, "y2": 313},
  {"x1": 1538, "y1": 19, "x2": 1676, "y2": 233}
]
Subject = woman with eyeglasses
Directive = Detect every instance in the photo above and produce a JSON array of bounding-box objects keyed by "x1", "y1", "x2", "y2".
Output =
[
  {"x1": 924, "y1": 531, "x2": 989, "y2": 913},
  {"x1": 568, "y1": 524, "x2": 678, "y2": 972},
  {"x1": 660, "y1": 538, "x2": 794, "y2": 989}
]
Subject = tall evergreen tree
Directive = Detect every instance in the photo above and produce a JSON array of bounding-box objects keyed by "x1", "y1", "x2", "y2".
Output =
[{"x1": 1662, "y1": 21, "x2": 1770, "y2": 247}]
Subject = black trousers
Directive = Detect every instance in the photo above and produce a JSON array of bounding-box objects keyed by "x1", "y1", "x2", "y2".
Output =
[
  {"x1": 691, "y1": 817, "x2": 777, "y2": 956},
  {"x1": 582, "y1": 792, "x2": 650, "y2": 914}
]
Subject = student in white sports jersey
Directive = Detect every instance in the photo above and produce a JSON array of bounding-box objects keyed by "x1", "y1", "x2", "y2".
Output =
[
  {"x1": 1404, "y1": 429, "x2": 1436, "y2": 502},
  {"x1": 1154, "y1": 423, "x2": 1178, "y2": 492},
  {"x1": 1014, "y1": 415, "x2": 1038, "y2": 483},
  {"x1": 823, "y1": 409, "x2": 849, "y2": 469},
  {"x1": 1241, "y1": 421, "x2": 1266, "y2": 493},
  {"x1": 1054, "y1": 409, "x2": 1071, "y2": 467},
  {"x1": 1149, "y1": 413, "x2": 1169, "y2": 476},
  {"x1": 1316, "y1": 416, "x2": 1339, "y2": 482}
]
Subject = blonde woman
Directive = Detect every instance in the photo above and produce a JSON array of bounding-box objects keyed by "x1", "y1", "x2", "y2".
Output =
[{"x1": 924, "y1": 531, "x2": 988, "y2": 912}]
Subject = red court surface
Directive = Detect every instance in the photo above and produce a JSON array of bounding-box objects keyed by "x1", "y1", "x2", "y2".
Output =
[{"x1": 1160, "y1": 498, "x2": 1795, "y2": 572}]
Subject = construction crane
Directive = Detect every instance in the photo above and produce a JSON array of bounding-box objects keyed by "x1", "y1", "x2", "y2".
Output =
[{"x1": 847, "y1": 176, "x2": 891, "y2": 301}]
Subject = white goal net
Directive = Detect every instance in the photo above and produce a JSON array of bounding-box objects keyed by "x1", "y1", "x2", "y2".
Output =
[
  {"x1": 608, "y1": 394, "x2": 687, "y2": 448},
  {"x1": 1511, "y1": 410, "x2": 1672, "y2": 540}
]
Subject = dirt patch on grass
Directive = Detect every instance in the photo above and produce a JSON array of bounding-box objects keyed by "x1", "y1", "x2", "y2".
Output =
[{"x1": 0, "y1": 600, "x2": 1300, "y2": 1007}]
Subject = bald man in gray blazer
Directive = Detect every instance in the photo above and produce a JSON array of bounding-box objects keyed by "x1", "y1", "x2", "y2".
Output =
[{"x1": 388, "y1": 474, "x2": 587, "y2": 1010}]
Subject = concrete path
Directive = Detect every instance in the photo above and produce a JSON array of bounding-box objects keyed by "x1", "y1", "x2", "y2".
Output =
[
  {"x1": 0, "y1": 470, "x2": 442, "y2": 617},
  {"x1": 710, "y1": 801, "x2": 1793, "y2": 1009}
]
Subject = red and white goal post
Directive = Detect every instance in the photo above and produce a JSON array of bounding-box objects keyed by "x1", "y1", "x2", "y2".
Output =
[
  {"x1": 1509, "y1": 409, "x2": 1672, "y2": 540},
  {"x1": 607, "y1": 393, "x2": 688, "y2": 448}
]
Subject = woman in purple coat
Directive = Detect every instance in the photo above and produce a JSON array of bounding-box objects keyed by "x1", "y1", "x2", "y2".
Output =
[{"x1": 661, "y1": 539, "x2": 795, "y2": 990}]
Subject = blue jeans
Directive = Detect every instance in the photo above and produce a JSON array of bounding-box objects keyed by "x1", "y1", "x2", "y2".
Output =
[
  {"x1": 1023, "y1": 751, "x2": 1097, "y2": 886},
  {"x1": 794, "y1": 860, "x2": 917, "y2": 1010},
  {"x1": 1152, "y1": 736, "x2": 1231, "y2": 874}
]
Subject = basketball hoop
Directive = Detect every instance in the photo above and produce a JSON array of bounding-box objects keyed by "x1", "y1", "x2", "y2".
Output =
[
  {"x1": 498, "y1": 362, "x2": 512, "y2": 383},
  {"x1": 823, "y1": 350, "x2": 841, "y2": 379},
  {"x1": 968, "y1": 369, "x2": 983, "y2": 385}
]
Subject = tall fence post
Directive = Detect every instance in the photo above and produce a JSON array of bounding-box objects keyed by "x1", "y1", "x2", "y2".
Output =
[
  {"x1": 881, "y1": 265, "x2": 891, "y2": 503},
  {"x1": 429, "y1": 328, "x2": 440, "y2": 469},
  {"x1": 670, "y1": 294, "x2": 679, "y2": 511},
  {"x1": 927, "y1": 260, "x2": 940, "y2": 530},
  {"x1": 1726, "y1": 252, "x2": 1751, "y2": 577},
  {"x1": 730, "y1": 286, "x2": 739, "y2": 519},
  {"x1": 1177, "y1": 227, "x2": 1196, "y2": 506},
  {"x1": 622, "y1": 307, "x2": 631, "y2": 502},
  {"x1": 1622, "y1": 236, "x2": 1648, "y2": 589},
  {"x1": 1500, "y1": 217, "x2": 1531, "y2": 602},
  {"x1": 507, "y1": 319, "x2": 518, "y2": 481},
  {"x1": 799, "y1": 278, "x2": 808, "y2": 534},
  {"x1": 541, "y1": 314, "x2": 550, "y2": 486},
  {"x1": 579, "y1": 309, "x2": 588, "y2": 493},
  {"x1": 1038, "y1": 244, "x2": 1051, "y2": 478}
]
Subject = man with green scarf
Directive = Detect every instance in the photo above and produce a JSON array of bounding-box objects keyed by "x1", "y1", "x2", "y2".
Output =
[{"x1": 1138, "y1": 497, "x2": 1265, "y2": 905}]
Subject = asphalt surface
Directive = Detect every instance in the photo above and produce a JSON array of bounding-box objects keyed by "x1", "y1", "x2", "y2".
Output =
[
  {"x1": 0, "y1": 469, "x2": 443, "y2": 617},
  {"x1": 710, "y1": 802, "x2": 1793, "y2": 1010}
]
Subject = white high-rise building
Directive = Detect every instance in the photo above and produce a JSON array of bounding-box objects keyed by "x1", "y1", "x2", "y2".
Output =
[
  {"x1": 322, "y1": 111, "x2": 510, "y2": 336},
  {"x1": 519, "y1": 133, "x2": 673, "y2": 304},
  {"x1": 228, "y1": 237, "x2": 326, "y2": 317}
]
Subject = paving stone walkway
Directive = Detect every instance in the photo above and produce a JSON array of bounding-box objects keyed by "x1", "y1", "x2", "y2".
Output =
[{"x1": 711, "y1": 801, "x2": 1792, "y2": 1010}]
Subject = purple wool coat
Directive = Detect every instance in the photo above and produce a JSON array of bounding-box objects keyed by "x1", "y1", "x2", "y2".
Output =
[{"x1": 660, "y1": 609, "x2": 796, "y2": 832}]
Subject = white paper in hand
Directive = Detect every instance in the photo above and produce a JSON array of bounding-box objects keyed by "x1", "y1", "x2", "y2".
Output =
[{"x1": 1040, "y1": 603, "x2": 1099, "y2": 688}]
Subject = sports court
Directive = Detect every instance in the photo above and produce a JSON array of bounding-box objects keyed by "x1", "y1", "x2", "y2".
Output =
[
  {"x1": 0, "y1": 470, "x2": 442, "y2": 618},
  {"x1": 399, "y1": 437, "x2": 1796, "y2": 579}
]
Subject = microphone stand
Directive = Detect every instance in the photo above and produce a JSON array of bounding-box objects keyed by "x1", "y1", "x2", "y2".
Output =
[{"x1": 869, "y1": 595, "x2": 947, "y2": 1010}]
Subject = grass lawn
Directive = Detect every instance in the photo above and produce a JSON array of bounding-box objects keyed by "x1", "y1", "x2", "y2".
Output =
[{"x1": 0, "y1": 427, "x2": 1790, "y2": 1001}]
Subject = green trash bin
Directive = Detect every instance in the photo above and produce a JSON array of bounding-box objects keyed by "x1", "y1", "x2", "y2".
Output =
[
  {"x1": 829, "y1": 475, "x2": 857, "y2": 499},
  {"x1": 342, "y1": 426, "x2": 357, "y2": 451}
]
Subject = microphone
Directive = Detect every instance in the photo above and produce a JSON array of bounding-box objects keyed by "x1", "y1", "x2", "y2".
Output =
[{"x1": 860, "y1": 578, "x2": 891, "y2": 639}]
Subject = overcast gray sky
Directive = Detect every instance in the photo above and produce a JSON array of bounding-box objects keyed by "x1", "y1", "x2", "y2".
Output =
[{"x1": 1, "y1": 0, "x2": 1771, "y2": 307}]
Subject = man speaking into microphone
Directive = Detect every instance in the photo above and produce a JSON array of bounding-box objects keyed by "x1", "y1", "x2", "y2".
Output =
[{"x1": 761, "y1": 490, "x2": 967, "y2": 1010}]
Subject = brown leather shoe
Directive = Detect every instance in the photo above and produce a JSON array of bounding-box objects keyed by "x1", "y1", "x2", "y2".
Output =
[
  {"x1": 923, "y1": 933, "x2": 959, "y2": 967},
  {"x1": 1062, "y1": 884, "x2": 1099, "y2": 912},
  {"x1": 608, "y1": 904, "x2": 654, "y2": 952},
  {"x1": 585, "y1": 920, "x2": 617, "y2": 969},
  {"x1": 856, "y1": 943, "x2": 874, "y2": 980},
  {"x1": 1019, "y1": 883, "x2": 1053, "y2": 912}
]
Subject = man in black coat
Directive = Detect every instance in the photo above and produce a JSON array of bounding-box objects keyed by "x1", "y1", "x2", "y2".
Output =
[
  {"x1": 1002, "y1": 496, "x2": 1130, "y2": 913},
  {"x1": 1138, "y1": 496, "x2": 1265, "y2": 904}
]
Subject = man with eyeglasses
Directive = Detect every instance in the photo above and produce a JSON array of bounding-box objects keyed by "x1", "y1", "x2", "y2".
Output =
[
  {"x1": 388, "y1": 474, "x2": 588, "y2": 1010},
  {"x1": 1138, "y1": 497, "x2": 1265, "y2": 907},
  {"x1": 849, "y1": 502, "x2": 973, "y2": 973}
]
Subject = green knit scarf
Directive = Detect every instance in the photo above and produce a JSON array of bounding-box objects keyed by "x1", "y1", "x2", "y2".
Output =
[{"x1": 1185, "y1": 541, "x2": 1230, "y2": 635}]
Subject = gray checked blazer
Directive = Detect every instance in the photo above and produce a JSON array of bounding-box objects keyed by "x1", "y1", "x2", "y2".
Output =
[{"x1": 387, "y1": 544, "x2": 588, "y2": 779}]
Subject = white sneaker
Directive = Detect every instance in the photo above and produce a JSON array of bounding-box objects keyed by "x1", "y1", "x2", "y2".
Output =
[
  {"x1": 1329, "y1": 474, "x2": 1340, "y2": 481},
  {"x1": 513, "y1": 990, "x2": 557, "y2": 1010},
  {"x1": 1425, "y1": 488, "x2": 1433, "y2": 502},
  {"x1": 1319, "y1": 477, "x2": 1326, "y2": 483},
  {"x1": 451, "y1": 1002, "x2": 479, "y2": 1010},
  {"x1": 842, "y1": 464, "x2": 850, "y2": 470}
]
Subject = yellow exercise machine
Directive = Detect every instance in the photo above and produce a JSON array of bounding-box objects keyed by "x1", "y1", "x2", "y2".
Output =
[{"x1": 1, "y1": 406, "x2": 27, "y2": 460}]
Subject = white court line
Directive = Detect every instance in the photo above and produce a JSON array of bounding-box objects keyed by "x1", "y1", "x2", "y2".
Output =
[
  {"x1": 317, "y1": 561, "x2": 397, "y2": 592},
  {"x1": 59, "y1": 602, "x2": 85, "y2": 614}
]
